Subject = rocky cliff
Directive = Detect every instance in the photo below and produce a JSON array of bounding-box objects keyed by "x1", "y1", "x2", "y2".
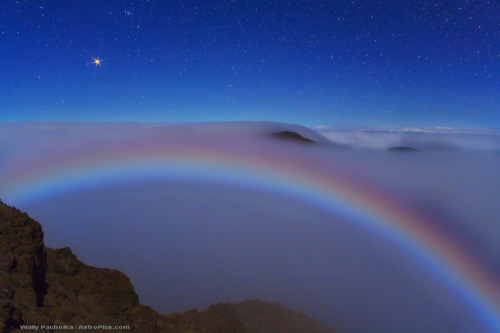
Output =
[{"x1": 0, "y1": 200, "x2": 335, "y2": 333}]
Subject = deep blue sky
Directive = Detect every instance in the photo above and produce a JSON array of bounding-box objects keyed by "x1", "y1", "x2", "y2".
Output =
[{"x1": 1, "y1": 1, "x2": 498, "y2": 127}]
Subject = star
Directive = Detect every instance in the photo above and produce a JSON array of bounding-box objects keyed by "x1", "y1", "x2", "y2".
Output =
[{"x1": 92, "y1": 57, "x2": 102, "y2": 66}]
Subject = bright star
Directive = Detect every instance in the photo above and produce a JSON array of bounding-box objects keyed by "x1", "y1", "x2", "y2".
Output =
[{"x1": 92, "y1": 57, "x2": 102, "y2": 65}]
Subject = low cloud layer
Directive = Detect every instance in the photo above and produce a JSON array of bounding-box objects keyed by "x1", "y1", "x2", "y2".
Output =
[
  {"x1": 316, "y1": 126, "x2": 500, "y2": 151},
  {"x1": 0, "y1": 122, "x2": 499, "y2": 332}
]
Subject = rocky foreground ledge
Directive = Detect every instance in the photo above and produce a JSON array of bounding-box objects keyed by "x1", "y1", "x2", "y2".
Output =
[{"x1": 0, "y1": 200, "x2": 335, "y2": 333}]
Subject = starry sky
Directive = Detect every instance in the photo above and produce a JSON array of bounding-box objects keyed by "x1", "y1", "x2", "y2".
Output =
[{"x1": 1, "y1": 1, "x2": 498, "y2": 127}]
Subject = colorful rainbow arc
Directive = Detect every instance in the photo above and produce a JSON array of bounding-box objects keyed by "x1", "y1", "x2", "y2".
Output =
[{"x1": 2, "y1": 140, "x2": 499, "y2": 330}]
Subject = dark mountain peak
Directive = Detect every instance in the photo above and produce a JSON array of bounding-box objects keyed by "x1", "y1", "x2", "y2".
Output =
[
  {"x1": 269, "y1": 131, "x2": 316, "y2": 144},
  {"x1": 387, "y1": 146, "x2": 420, "y2": 152}
]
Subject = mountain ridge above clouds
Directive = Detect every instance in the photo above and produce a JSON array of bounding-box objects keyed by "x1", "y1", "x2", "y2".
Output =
[{"x1": 315, "y1": 126, "x2": 500, "y2": 151}]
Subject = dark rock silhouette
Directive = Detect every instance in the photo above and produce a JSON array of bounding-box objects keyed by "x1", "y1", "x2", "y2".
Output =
[
  {"x1": 0, "y1": 200, "x2": 335, "y2": 333},
  {"x1": 269, "y1": 131, "x2": 316, "y2": 144}
]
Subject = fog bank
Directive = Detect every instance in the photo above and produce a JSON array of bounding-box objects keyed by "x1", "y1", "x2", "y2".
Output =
[{"x1": 0, "y1": 122, "x2": 498, "y2": 332}]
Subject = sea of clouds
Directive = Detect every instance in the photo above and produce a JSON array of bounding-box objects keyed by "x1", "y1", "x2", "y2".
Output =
[
  {"x1": 0, "y1": 122, "x2": 499, "y2": 332},
  {"x1": 316, "y1": 126, "x2": 500, "y2": 151}
]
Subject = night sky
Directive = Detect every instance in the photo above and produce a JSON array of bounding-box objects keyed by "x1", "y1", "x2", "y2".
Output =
[{"x1": 1, "y1": 1, "x2": 498, "y2": 127}]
